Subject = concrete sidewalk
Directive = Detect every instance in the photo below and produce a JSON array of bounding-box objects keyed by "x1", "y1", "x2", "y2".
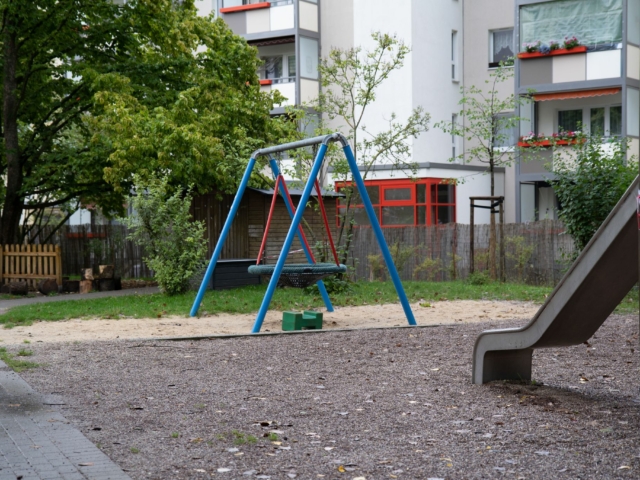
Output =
[
  {"x1": 0, "y1": 361, "x2": 130, "y2": 480},
  {"x1": 0, "y1": 287, "x2": 159, "y2": 314}
]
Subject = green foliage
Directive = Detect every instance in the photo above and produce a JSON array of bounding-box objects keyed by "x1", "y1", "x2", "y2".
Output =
[
  {"x1": 467, "y1": 271, "x2": 491, "y2": 286},
  {"x1": 436, "y1": 62, "x2": 529, "y2": 280},
  {"x1": 124, "y1": 176, "x2": 208, "y2": 296},
  {"x1": 551, "y1": 135, "x2": 637, "y2": 252},
  {"x1": 309, "y1": 32, "x2": 430, "y2": 265},
  {"x1": 0, "y1": 281, "x2": 557, "y2": 327},
  {"x1": 0, "y1": 0, "x2": 295, "y2": 244},
  {"x1": 505, "y1": 236, "x2": 534, "y2": 282},
  {"x1": 367, "y1": 242, "x2": 418, "y2": 281},
  {"x1": 0, "y1": 347, "x2": 39, "y2": 372},
  {"x1": 304, "y1": 276, "x2": 353, "y2": 295},
  {"x1": 413, "y1": 256, "x2": 442, "y2": 281}
]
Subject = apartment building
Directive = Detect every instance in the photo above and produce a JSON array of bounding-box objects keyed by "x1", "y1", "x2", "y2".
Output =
[
  {"x1": 213, "y1": 0, "x2": 521, "y2": 226},
  {"x1": 514, "y1": 0, "x2": 638, "y2": 222}
]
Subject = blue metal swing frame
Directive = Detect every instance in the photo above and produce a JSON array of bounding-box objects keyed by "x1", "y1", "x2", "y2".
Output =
[{"x1": 190, "y1": 132, "x2": 417, "y2": 333}]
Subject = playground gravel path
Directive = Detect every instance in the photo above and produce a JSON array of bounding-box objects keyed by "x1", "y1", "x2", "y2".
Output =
[{"x1": 18, "y1": 314, "x2": 640, "y2": 479}]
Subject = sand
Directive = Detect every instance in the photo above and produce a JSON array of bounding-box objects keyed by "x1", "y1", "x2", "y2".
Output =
[{"x1": 0, "y1": 299, "x2": 539, "y2": 345}]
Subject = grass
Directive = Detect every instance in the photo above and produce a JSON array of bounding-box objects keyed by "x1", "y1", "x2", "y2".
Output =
[
  {"x1": 0, "y1": 280, "x2": 635, "y2": 328},
  {"x1": 0, "y1": 347, "x2": 39, "y2": 372},
  {"x1": 216, "y1": 430, "x2": 258, "y2": 445}
]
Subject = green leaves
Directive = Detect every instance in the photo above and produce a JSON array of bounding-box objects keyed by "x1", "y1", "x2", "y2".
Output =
[
  {"x1": 309, "y1": 32, "x2": 430, "y2": 264},
  {"x1": 2, "y1": 0, "x2": 297, "y2": 243},
  {"x1": 123, "y1": 175, "x2": 208, "y2": 296},
  {"x1": 551, "y1": 135, "x2": 637, "y2": 252}
]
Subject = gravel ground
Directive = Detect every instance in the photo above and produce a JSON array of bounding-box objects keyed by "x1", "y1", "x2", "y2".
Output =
[{"x1": 18, "y1": 314, "x2": 640, "y2": 480}]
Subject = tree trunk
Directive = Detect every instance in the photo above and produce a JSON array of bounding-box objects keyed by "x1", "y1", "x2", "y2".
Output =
[
  {"x1": 0, "y1": 22, "x2": 23, "y2": 245},
  {"x1": 488, "y1": 159, "x2": 497, "y2": 280}
]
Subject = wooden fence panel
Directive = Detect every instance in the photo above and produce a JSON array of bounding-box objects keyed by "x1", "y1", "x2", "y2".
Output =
[
  {"x1": 0, "y1": 244, "x2": 62, "y2": 289},
  {"x1": 346, "y1": 220, "x2": 574, "y2": 286},
  {"x1": 25, "y1": 220, "x2": 575, "y2": 285}
]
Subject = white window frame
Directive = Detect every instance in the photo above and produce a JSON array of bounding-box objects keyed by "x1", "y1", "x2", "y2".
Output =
[
  {"x1": 259, "y1": 53, "x2": 296, "y2": 84},
  {"x1": 489, "y1": 28, "x2": 514, "y2": 69},
  {"x1": 451, "y1": 113, "x2": 460, "y2": 161},
  {"x1": 451, "y1": 30, "x2": 459, "y2": 82},
  {"x1": 556, "y1": 105, "x2": 623, "y2": 137},
  {"x1": 493, "y1": 113, "x2": 517, "y2": 152}
]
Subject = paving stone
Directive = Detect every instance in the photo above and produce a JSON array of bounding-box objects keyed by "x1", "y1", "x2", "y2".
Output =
[{"x1": 0, "y1": 361, "x2": 131, "y2": 480}]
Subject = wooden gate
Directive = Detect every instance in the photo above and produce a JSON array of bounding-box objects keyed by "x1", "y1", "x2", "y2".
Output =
[{"x1": 0, "y1": 244, "x2": 63, "y2": 289}]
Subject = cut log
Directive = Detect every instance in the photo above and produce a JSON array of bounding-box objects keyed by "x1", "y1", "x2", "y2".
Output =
[
  {"x1": 81, "y1": 268, "x2": 94, "y2": 281},
  {"x1": 0, "y1": 281, "x2": 28, "y2": 296},
  {"x1": 98, "y1": 279, "x2": 115, "y2": 292},
  {"x1": 38, "y1": 279, "x2": 58, "y2": 296},
  {"x1": 98, "y1": 265, "x2": 115, "y2": 279},
  {"x1": 62, "y1": 280, "x2": 80, "y2": 293},
  {"x1": 79, "y1": 280, "x2": 93, "y2": 294}
]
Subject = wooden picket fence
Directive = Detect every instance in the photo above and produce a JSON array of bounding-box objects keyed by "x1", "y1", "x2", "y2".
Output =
[{"x1": 0, "y1": 244, "x2": 63, "y2": 289}]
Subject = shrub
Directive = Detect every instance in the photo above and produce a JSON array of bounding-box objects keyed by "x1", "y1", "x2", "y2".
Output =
[
  {"x1": 467, "y1": 271, "x2": 491, "y2": 286},
  {"x1": 551, "y1": 135, "x2": 637, "y2": 253},
  {"x1": 124, "y1": 176, "x2": 208, "y2": 296}
]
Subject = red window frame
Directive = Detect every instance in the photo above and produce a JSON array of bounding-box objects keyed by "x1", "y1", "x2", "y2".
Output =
[{"x1": 335, "y1": 178, "x2": 456, "y2": 228}]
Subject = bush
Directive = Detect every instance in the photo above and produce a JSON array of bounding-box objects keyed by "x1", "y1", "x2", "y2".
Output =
[
  {"x1": 304, "y1": 275, "x2": 352, "y2": 295},
  {"x1": 124, "y1": 176, "x2": 208, "y2": 296},
  {"x1": 551, "y1": 135, "x2": 637, "y2": 252},
  {"x1": 467, "y1": 271, "x2": 491, "y2": 285}
]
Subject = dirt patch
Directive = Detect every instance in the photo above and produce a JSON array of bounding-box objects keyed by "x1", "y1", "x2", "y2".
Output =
[
  {"x1": 19, "y1": 315, "x2": 640, "y2": 479},
  {"x1": 0, "y1": 300, "x2": 539, "y2": 345}
]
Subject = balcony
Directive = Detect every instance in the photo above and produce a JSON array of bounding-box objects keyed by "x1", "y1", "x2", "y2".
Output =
[
  {"x1": 518, "y1": 0, "x2": 624, "y2": 87},
  {"x1": 220, "y1": 0, "x2": 319, "y2": 37}
]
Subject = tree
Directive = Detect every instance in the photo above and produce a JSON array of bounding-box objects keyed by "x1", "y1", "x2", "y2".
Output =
[
  {"x1": 436, "y1": 63, "x2": 527, "y2": 279},
  {"x1": 311, "y1": 32, "x2": 430, "y2": 266},
  {"x1": 551, "y1": 134, "x2": 637, "y2": 252},
  {"x1": 0, "y1": 0, "x2": 293, "y2": 244},
  {"x1": 124, "y1": 175, "x2": 207, "y2": 296}
]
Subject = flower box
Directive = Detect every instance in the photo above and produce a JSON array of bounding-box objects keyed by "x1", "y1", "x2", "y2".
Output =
[
  {"x1": 518, "y1": 139, "x2": 583, "y2": 148},
  {"x1": 517, "y1": 46, "x2": 587, "y2": 59},
  {"x1": 259, "y1": 79, "x2": 273, "y2": 86},
  {"x1": 220, "y1": 2, "x2": 270, "y2": 14}
]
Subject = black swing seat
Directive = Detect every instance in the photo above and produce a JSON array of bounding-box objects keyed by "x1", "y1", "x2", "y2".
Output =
[{"x1": 248, "y1": 263, "x2": 347, "y2": 288}]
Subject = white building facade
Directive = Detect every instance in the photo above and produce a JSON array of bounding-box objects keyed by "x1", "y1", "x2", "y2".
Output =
[{"x1": 210, "y1": 0, "x2": 522, "y2": 226}]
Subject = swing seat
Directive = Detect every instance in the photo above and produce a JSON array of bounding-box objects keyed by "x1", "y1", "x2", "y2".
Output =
[{"x1": 248, "y1": 263, "x2": 347, "y2": 288}]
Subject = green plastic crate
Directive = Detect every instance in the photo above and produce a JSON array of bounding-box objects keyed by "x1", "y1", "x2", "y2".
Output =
[{"x1": 282, "y1": 310, "x2": 323, "y2": 331}]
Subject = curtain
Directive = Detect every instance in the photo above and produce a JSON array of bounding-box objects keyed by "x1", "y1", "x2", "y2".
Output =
[
  {"x1": 493, "y1": 30, "x2": 514, "y2": 63},
  {"x1": 520, "y1": 0, "x2": 623, "y2": 49}
]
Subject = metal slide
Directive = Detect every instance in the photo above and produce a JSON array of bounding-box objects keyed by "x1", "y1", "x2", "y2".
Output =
[{"x1": 472, "y1": 177, "x2": 639, "y2": 384}]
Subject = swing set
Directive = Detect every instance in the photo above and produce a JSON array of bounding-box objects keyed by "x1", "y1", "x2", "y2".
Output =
[{"x1": 190, "y1": 132, "x2": 417, "y2": 333}]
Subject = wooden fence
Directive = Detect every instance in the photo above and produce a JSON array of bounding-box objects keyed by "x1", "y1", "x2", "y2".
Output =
[
  {"x1": 345, "y1": 220, "x2": 574, "y2": 286},
  {"x1": 33, "y1": 225, "x2": 153, "y2": 279},
  {"x1": 0, "y1": 244, "x2": 63, "y2": 289},
  {"x1": 30, "y1": 220, "x2": 574, "y2": 286}
]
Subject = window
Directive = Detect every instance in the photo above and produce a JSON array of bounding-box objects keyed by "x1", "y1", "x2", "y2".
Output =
[
  {"x1": 336, "y1": 179, "x2": 456, "y2": 228},
  {"x1": 610, "y1": 106, "x2": 622, "y2": 136},
  {"x1": 259, "y1": 54, "x2": 295, "y2": 83},
  {"x1": 559, "y1": 106, "x2": 622, "y2": 136},
  {"x1": 520, "y1": 0, "x2": 622, "y2": 50},
  {"x1": 493, "y1": 114, "x2": 517, "y2": 149},
  {"x1": 451, "y1": 31, "x2": 458, "y2": 81},
  {"x1": 489, "y1": 29, "x2": 514, "y2": 68},
  {"x1": 451, "y1": 114, "x2": 458, "y2": 160},
  {"x1": 223, "y1": 0, "x2": 269, "y2": 7},
  {"x1": 558, "y1": 109, "x2": 583, "y2": 132},
  {"x1": 299, "y1": 37, "x2": 319, "y2": 79}
]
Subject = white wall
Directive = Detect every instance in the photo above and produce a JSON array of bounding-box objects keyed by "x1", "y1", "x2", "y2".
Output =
[
  {"x1": 348, "y1": 0, "x2": 414, "y2": 164},
  {"x1": 412, "y1": 0, "x2": 464, "y2": 167},
  {"x1": 195, "y1": 0, "x2": 216, "y2": 17}
]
